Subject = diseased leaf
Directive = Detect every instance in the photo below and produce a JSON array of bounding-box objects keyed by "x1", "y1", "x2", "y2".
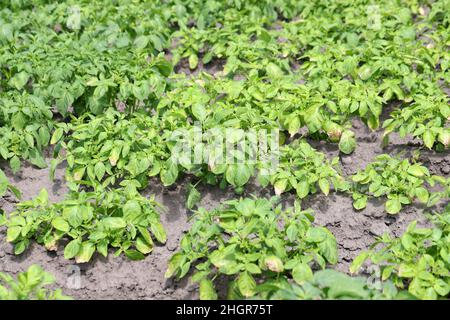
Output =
[
  {"x1": 292, "y1": 263, "x2": 313, "y2": 285},
  {"x1": 385, "y1": 199, "x2": 402, "y2": 214},
  {"x1": 199, "y1": 279, "x2": 218, "y2": 300},
  {"x1": 339, "y1": 130, "x2": 356, "y2": 154},
  {"x1": 237, "y1": 272, "x2": 256, "y2": 298}
]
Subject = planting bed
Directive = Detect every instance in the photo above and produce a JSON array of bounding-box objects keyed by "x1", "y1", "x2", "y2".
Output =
[
  {"x1": 0, "y1": 1, "x2": 449, "y2": 300},
  {"x1": 1, "y1": 124, "x2": 447, "y2": 299}
]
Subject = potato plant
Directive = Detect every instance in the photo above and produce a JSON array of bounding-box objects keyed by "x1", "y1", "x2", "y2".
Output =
[
  {"x1": 351, "y1": 205, "x2": 450, "y2": 300},
  {"x1": 53, "y1": 103, "x2": 348, "y2": 199},
  {"x1": 383, "y1": 94, "x2": 450, "y2": 150},
  {"x1": 165, "y1": 198, "x2": 338, "y2": 299},
  {"x1": 0, "y1": 93, "x2": 54, "y2": 172},
  {"x1": 351, "y1": 155, "x2": 442, "y2": 214},
  {"x1": 0, "y1": 1, "x2": 172, "y2": 116},
  {"x1": 256, "y1": 269, "x2": 414, "y2": 300},
  {"x1": 0, "y1": 265, "x2": 71, "y2": 300},
  {"x1": 2, "y1": 185, "x2": 166, "y2": 262},
  {"x1": 159, "y1": 72, "x2": 355, "y2": 152},
  {"x1": 266, "y1": 140, "x2": 349, "y2": 198}
]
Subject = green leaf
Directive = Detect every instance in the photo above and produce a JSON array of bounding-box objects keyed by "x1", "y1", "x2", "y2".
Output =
[
  {"x1": 287, "y1": 116, "x2": 301, "y2": 136},
  {"x1": 339, "y1": 130, "x2": 356, "y2": 154},
  {"x1": 423, "y1": 131, "x2": 435, "y2": 149},
  {"x1": 10, "y1": 156, "x2": 21, "y2": 174},
  {"x1": 186, "y1": 185, "x2": 201, "y2": 210},
  {"x1": 50, "y1": 159, "x2": 59, "y2": 181},
  {"x1": 125, "y1": 250, "x2": 145, "y2": 260},
  {"x1": 318, "y1": 178, "x2": 330, "y2": 196},
  {"x1": 14, "y1": 240, "x2": 27, "y2": 255},
  {"x1": 0, "y1": 170, "x2": 8, "y2": 197},
  {"x1": 192, "y1": 104, "x2": 207, "y2": 122},
  {"x1": 295, "y1": 180, "x2": 309, "y2": 199},
  {"x1": 97, "y1": 240, "x2": 108, "y2": 258},
  {"x1": 102, "y1": 217, "x2": 126, "y2": 230},
  {"x1": 56, "y1": 91, "x2": 74, "y2": 115},
  {"x1": 165, "y1": 252, "x2": 184, "y2": 278},
  {"x1": 398, "y1": 264, "x2": 415, "y2": 278},
  {"x1": 318, "y1": 234, "x2": 338, "y2": 264},
  {"x1": 155, "y1": 58, "x2": 173, "y2": 77},
  {"x1": 94, "y1": 162, "x2": 106, "y2": 181},
  {"x1": 123, "y1": 200, "x2": 141, "y2": 217},
  {"x1": 358, "y1": 65, "x2": 373, "y2": 80},
  {"x1": 306, "y1": 227, "x2": 327, "y2": 242},
  {"x1": 28, "y1": 149, "x2": 47, "y2": 169},
  {"x1": 286, "y1": 224, "x2": 298, "y2": 242},
  {"x1": 150, "y1": 221, "x2": 167, "y2": 243},
  {"x1": 265, "y1": 63, "x2": 283, "y2": 79},
  {"x1": 133, "y1": 35, "x2": 149, "y2": 49},
  {"x1": 189, "y1": 53, "x2": 198, "y2": 69},
  {"x1": 36, "y1": 188, "x2": 49, "y2": 205},
  {"x1": 11, "y1": 112, "x2": 25, "y2": 130},
  {"x1": 38, "y1": 127, "x2": 50, "y2": 146},
  {"x1": 437, "y1": 130, "x2": 449, "y2": 148},
  {"x1": 385, "y1": 199, "x2": 402, "y2": 214},
  {"x1": 9, "y1": 71, "x2": 29, "y2": 90},
  {"x1": 0, "y1": 23, "x2": 13, "y2": 41},
  {"x1": 7, "y1": 226, "x2": 21, "y2": 242},
  {"x1": 50, "y1": 128, "x2": 64, "y2": 145},
  {"x1": 0, "y1": 212, "x2": 6, "y2": 226},
  {"x1": 237, "y1": 272, "x2": 256, "y2": 298},
  {"x1": 434, "y1": 279, "x2": 450, "y2": 297},
  {"x1": 75, "y1": 242, "x2": 96, "y2": 263},
  {"x1": 52, "y1": 217, "x2": 70, "y2": 232},
  {"x1": 161, "y1": 159, "x2": 178, "y2": 186},
  {"x1": 246, "y1": 263, "x2": 262, "y2": 274},
  {"x1": 235, "y1": 167, "x2": 253, "y2": 188},
  {"x1": 235, "y1": 198, "x2": 256, "y2": 216},
  {"x1": 407, "y1": 164, "x2": 427, "y2": 177},
  {"x1": 401, "y1": 234, "x2": 414, "y2": 250},
  {"x1": 64, "y1": 239, "x2": 81, "y2": 259},
  {"x1": 226, "y1": 164, "x2": 252, "y2": 188},
  {"x1": 353, "y1": 196, "x2": 367, "y2": 210},
  {"x1": 292, "y1": 263, "x2": 313, "y2": 285},
  {"x1": 138, "y1": 227, "x2": 153, "y2": 246},
  {"x1": 415, "y1": 187, "x2": 429, "y2": 203},
  {"x1": 150, "y1": 34, "x2": 163, "y2": 51},
  {"x1": 136, "y1": 236, "x2": 153, "y2": 254},
  {"x1": 315, "y1": 269, "x2": 369, "y2": 299},
  {"x1": 350, "y1": 252, "x2": 369, "y2": 274}
]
